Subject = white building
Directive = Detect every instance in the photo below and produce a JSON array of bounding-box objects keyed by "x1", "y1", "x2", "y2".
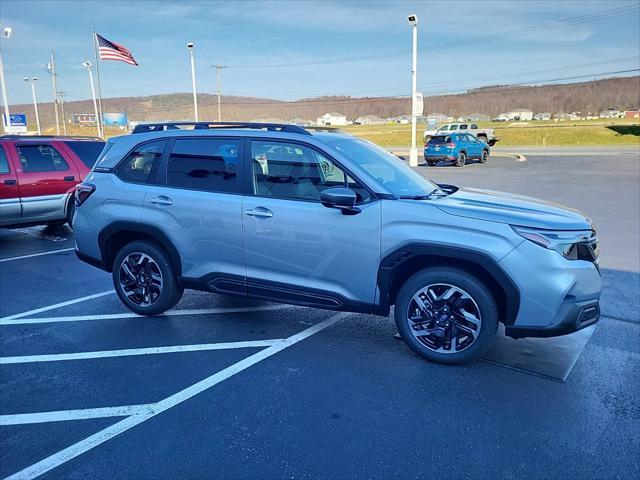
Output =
[
  {"x1": 354, "y1": 114, "x2": 385, "y2": 125},
  {"x1": 316, "y1": 112, "x2": 347, "y2": 126},
  {"x1": 508, "y1": 108, "x2": 534, "y2": 121}
]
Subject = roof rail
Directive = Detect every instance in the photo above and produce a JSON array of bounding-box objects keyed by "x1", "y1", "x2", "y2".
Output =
[
  {"x1": 0, "y1": 135, "x2": 103, "y2": 141},
  {"x1": 130, "y1": 121, "x2": 312, "y2": 136}
]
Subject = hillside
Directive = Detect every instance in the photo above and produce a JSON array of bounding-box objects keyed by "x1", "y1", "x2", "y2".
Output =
[{"x1": 7, "y1": 76, "x2": 640, "y2": 130}]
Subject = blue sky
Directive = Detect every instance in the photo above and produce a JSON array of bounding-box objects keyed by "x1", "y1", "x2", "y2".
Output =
[{"x1": 1, "y1": 0, "x2": 639, "y2": 105}]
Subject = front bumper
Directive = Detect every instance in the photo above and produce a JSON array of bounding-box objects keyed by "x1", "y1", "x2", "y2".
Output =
[
  {"x1": 505, "y1": 298, "x2": 600, "y2": 338},
  {"x1": 499, "y1": 239, "x2": 601, "y2": 338}
]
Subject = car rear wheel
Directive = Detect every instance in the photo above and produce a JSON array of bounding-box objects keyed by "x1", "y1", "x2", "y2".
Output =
[
  {"x1": 455, "y1": 152, "x2": 466, "y2": 167},
  {"x1": 427, "y1": 159, "x2": 437, "y2": 167},
  {"x1": 394, "y1": 267, "x2": 498, "y2": 364},
  {"x1": 113, "y1": 240, "x2": 183, "y2": 316},
  {"x1": 480, "y1": 150, "x2": 489, "y2": 163}
]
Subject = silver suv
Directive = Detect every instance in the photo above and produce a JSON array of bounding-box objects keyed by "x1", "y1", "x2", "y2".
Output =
[{"x1": 74, "y1": 122, "x2": 601, "y2": 364}]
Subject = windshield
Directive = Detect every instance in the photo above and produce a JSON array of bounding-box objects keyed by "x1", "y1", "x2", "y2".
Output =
[{"x1": 324, "y1": 137, "x2": 438, "y2": 197}]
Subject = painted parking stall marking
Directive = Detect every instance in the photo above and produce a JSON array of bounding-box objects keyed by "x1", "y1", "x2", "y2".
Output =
[{"x1": 1, "y1": 288, "x2": 350, "y2": 479}]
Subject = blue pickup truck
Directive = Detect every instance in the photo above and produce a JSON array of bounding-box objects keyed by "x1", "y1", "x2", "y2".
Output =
[{"x1": 424, "y1": 132, "x2": 490, "y2": 167}]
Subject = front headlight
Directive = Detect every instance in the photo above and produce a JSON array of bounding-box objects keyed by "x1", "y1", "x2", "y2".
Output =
[{"x1": 512, "y1": 225, "x2": 597, "y2": 261}]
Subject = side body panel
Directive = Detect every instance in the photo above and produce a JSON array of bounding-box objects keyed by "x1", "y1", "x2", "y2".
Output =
[{"x1": 0, "y1": 142, "x2": 21, "y2": 224}]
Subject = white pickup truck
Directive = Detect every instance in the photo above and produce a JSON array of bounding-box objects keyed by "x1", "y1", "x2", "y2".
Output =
[{"x1": 424, "y1": 123, "x2": 500, "y2": 146}]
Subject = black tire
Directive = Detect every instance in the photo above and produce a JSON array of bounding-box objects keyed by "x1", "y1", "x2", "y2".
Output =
[
  {"x1": 478, "y1": 135, "x2": 488, "y2": 144},
  {"x1": 112, "y1": 240, "x2": 183, "y2": 316},
  {"x1": 480, "y1": 150, "x2": 489, "y2": 164},
  {"x1": 455, "y1": 152, "x2": 466, "y2": 167},
  {"x1": 427, "y1": 159, "x2": 437, "y2": 167},
  {"x1": 66, "y1": 200, "x2": 75, "y2": 229},
  {"x1": 488, "y1": 140, "x2": 496, "y2": 147},
  {"x1": 394, "y1": 267, "x2": 498, "y2": 365}
]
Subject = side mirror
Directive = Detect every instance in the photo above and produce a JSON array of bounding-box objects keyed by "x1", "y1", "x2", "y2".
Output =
[{"x1": 320, "y1": 187, "x2": 360, "y2": 215}]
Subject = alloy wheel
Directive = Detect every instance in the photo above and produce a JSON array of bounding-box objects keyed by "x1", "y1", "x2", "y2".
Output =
[
  {"x1": 118, "y1": 252, "x2": 163, "y2": 306},
  {"x1": 406, "y1": 283, "x2": 482, "y2": 354}
]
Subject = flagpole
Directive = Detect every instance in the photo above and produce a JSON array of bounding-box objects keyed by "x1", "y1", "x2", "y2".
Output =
[{"x1": 92, "y1": 28, "x2": 104, "y2": 137}]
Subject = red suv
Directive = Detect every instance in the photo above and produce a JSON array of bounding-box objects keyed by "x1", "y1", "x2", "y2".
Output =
[{"x1": 0, "y1": 135, "x2": 105, "y2": 228}]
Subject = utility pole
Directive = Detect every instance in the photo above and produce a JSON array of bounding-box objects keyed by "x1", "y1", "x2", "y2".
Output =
[
  {"x1": 82, "y1": 61, "x2": 102, "y2": 138},
  {"x1": 213, "y1": 64, "x2": 226, "y2": 121},
  {"x1": 58, "y1": 91, "x2": 67, "y2": 135},
  {"x1": 0, "y1": 26, "x2": 13, "y2": 134},
  {"x1": 407, "y1": 14, "x2": 419, "y2": 167},
  {"x1": 25, "y1": 77, "x2": 41, "y2": 135},
  {"x1": 46, "y1": 51, "x2": 60, "y2": 135},
  {"x1": 187, "y1": 43, "x2": 198, "y2": 121}
]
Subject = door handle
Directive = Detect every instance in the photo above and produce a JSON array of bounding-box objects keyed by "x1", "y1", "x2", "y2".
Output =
[
  {"x1": 4, "y1": 179, "x2": 17, "y2": 185},
  {"x1": 64, "y1": 176, "x2": 75, "y2": 181},
  {"x1": 245, "y1": 208, "x2": 273, "y2": 218},
  {"x1": 150, "y1": 196, "x2": 173, "y2": 206}
]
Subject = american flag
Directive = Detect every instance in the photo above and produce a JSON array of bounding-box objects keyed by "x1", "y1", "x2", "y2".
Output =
[{"x1": 96, "y1": 33, "x2": 139, "y2": 66}]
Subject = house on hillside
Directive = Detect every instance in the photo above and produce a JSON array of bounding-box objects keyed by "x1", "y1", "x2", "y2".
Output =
[
  {"x1": 289, "y1": 118, "x2": 314, "y2": 126},
  {"x1": 464, "y1": 113, "x2": 490, "y2": 122},
  {"x1": 507, "y1": 108, "x2": 533, "y2": 121},
  {"x1": 624, "y1": 108, "x2": 640, "y2": 119},
  {"x1": 354, "y1": 114, "x2": 385, "y2": 125},
  {"x1": 426, "y1": 112, "x2": 449, "y2": 123},
  {"x1": 533, "y1": 112, "x2": 551, "y2": 121},
  {"x1": 599, "y1": 108, "x2": 622, "y2": 119},
  {"x1": 316, "y1": 112, "x2": 347, "y2": 126}
]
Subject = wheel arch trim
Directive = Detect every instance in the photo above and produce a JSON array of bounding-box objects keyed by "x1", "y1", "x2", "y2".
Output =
[
  {"x1": 377, "y1": 243, "x2": 520, "y2": 324},
  {"x1": 97, "y1": 221, "x2": 182, "y2": 275}
]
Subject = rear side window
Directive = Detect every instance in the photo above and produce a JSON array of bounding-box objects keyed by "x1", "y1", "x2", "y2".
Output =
[
  {"x1": 166, "y1": 138, "x2": 241, "y2": 193},
  {"x1": 17, "y1": 144, "x2": 69, "y2": 172},
  {"x1": 0, "y1": 146, "x2": 9, "y2": 174},
  {"x1": 428, "y1": 136, "x2": 451, "y2": 144},
  {"x1": 471, "y1": 124, "x2": 479, "y2": 129},
  {"x1": 116, "y1": 140, "x2": 166, "y2": 184},
  {"x1": 64, "y1": 141, "x2": 106, "y2": 168},
  {"x1": 459, "y1": 124, "x2": 468, "y2": 130}
]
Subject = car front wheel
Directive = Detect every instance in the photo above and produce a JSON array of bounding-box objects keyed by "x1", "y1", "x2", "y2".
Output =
[
  {"x1": 394, "y1": 267, "x2": 498, "y2": 364},
  {"x1": 480, "y1": 150, "x2": 489, "y2": 163},
  {"x1": 113, "y1": 240, "x2": 183, "y2": 316}
]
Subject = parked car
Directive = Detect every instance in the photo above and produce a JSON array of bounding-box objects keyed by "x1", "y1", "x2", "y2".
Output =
[
  {"x1": 424, "y1": 133, "x2": 490, "y2": 167},
  {"x1": 424, "y1": 123, "x2": 500, "y2": 146},
  {"x1": 0, "y1": 135, "x2": 105, "y2": 228},
  {"x1": 74, "y1": 122, "x2": 601, "y2": 365}
]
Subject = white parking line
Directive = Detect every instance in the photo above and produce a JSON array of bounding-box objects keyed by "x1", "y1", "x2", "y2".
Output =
[
  {"x1": 0, "y1": 304, "x2": 290, "y2": 326},
  {"x1": 5, "y1": 312, "x2": 349, "y2": 480},
  {"x1": 0, "y1": 248, "x2": 75, "y2": 263},
  {"x1": 0, "y1": 339, "x2": 285, "y2": 364},
  {"x1": 0, "y1": 290, "x2": 115, "y2": 322},
  {"x1": 0, "y1": 404, "x2": 155, "y2": 426}
]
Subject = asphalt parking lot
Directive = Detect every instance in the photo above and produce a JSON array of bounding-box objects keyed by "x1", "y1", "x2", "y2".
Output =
[{"x1": 1, "y1": 151, "x2": 639, "y2": 479}]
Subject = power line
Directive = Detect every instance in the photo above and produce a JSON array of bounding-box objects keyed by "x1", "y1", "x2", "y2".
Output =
[{"x1": 222, "y1": 5, "x2": 638, "y2": 69}]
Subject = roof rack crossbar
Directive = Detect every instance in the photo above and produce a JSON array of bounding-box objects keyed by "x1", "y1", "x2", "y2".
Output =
[{"x1": 131, "y1": 121, "x2": 312, "y2": 136}]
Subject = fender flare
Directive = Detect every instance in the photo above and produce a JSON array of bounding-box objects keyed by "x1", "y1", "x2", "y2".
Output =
[
  {"x1": 98, "y1": 221, "x2": 182, "y2": 275},
  {"x1": 376, "y1": 243, "x2": 520, "y2": 324}
]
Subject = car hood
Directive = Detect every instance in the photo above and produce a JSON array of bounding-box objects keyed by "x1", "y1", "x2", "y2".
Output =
[{"x1": 434, "y1": 187, "x2": 593, "y2": 230}]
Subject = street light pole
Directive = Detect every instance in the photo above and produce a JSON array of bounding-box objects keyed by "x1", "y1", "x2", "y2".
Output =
[
  {"x1": 0, "y1": 26, "x2": 13, "y2": 134},
  {"x1": 82, "y1": 61, "x2": 102, "y2": 138},
  {"x1": 408, "y1": 14, "x2": 419, "y2": 167},
  {"x1": 187, "y1": 43, "x2": 198, "y2": 121},
  {"x1": 25, "y1": 77, "x2": 41, "y2": 135}
]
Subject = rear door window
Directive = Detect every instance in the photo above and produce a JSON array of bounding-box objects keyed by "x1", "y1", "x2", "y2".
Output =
[
  {"x1": 17, "y1": 144, "x2": 69, "y2": 172},
  {"x1": 0, "y1": 146, "x2": 9, "y2": 174},
  {"x1": 166, "y1": 138, "x2": 242, "y2": 193},
  {"x1": 116, "y1": 140, "x2": 167, "y2": 184},
  {"x1": 459, "y1": 124, "x2": 468, "y2": 130},
  {"x1": 64, "y1": 141, "x2": 106, "y2": 168}
]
